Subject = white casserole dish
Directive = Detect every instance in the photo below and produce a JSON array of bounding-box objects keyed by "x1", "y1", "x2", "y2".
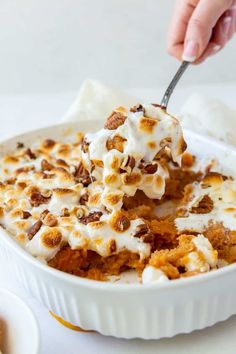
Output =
[{"x1": 1, "y1": 120, "x2": 236, "y2": 340}]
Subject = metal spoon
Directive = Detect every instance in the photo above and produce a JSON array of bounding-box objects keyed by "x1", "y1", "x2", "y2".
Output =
[{"x1": 161, "y1": 61, "x2": 189, "y2": 109}]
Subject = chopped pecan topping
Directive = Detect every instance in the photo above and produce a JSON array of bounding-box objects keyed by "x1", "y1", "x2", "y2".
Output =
[
  {"x1": 134, "y1": 224, "x2": 149, "y2": 238},
  {"x1": 28, "y1": 220, "x2": 42, "y2": 240},
  {"x1": 5, "y1": 178, "x2": 17, "y2": 185},
  {"x1": 74, "y1": 162, "x2": 88, "y2": 176},
  {"x1": 116, "y1": 215, "x2": 130, "y2": 232},
  {"x1": 40, "y1": 209, "x2": 49, "y2": 219},
  {"x1": 61, "y1": 208, "x2": 70, "y2": 217},
  {"x1": 106, "y1": 135, "x2": 126, "y2": 153},
  {"x1": 17, "y1": 182, "x2": 27, "y2": 189},
  {"x1": 79, "y1": 211, "x2": 103, "y2": 225},
  {"x1": 104, "y1": 111, "x2": 126, "y2": 130},
  {"x1": 81, "y1": 139, "x2": 89, "y2": 153},
  {"x1": 25, "y1": 148, "x2": 36, "y2": 160},
  {"x1": 134, "y1": 223, "x2": 154, "y2": 245},
  {"x1": 80, "y1": 193, "x2": 89, "y2": 205},
  {"x1": 16, "y1": 142, "x2": 24, "y2": 149},
  {"x1": 74, "y1": 163, "x2": 93, "y2": 187},
  {"x1": 124, "y1": 155, "x2": 135, "y2": 170},
  {"x1": 30, "y1": 192, "x2": 51, "y2": 207},
  {"x1": 109, "y1": 239, "x2": 117, "y2": 253},
  {"x1": 143, "y1": 163, "x2": 158, "y2": 174},
  {"x1": 190, "y1": 195, "x2": 214, "y2": 214},
  {"x1": 22, "y1": 210, "x2": 31, "y2": 219},
  {"x1": 130, "y1": 104, "x2": 145, "y2": 113},
  {"x1": 42, "y1": 139, "x2": 56, "y2": 149},
  {"x1": 41, "y1": 159, "x2": 54, "y2": 171}
]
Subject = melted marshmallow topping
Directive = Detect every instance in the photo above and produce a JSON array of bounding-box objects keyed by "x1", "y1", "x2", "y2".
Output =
[
  {"x1": 0, "y1": 104, "x2": 186, "y2": 262},
  {"x1": 175, "y1": 173, "x2": 236, "y2": 233},
  {"x1": 83, "y1": 104, "x2": 186, "y2": 210}
]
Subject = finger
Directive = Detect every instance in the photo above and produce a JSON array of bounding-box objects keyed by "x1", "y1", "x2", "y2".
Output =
[
  {"x1": 194, "y1": 8, "x2": 236, "y2": 64},
  {"x1": 212, "y1": 15, "x2": 232, "y2": 47},
  {"x1": 194, "y1": 42, "x2": 220, "y2": 64},
  {"x1": 167, "y1": 0, "x2": 196, "y2": 61},
  {"x1": 183, "y1": 0, "x2": 234, "y2": 62},
  {"x1": 226, "y1": 5, "x2": 236, "y2": 38}
]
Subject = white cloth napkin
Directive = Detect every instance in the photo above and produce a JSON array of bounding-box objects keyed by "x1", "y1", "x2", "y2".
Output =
[
  {"x1": 179, "y1": 93, "x2": 236, "y2": 147},
  {"x1": 63, "y1": 79, "x2": 236, "y2": 147},
  {"x1": 63, "y1": 79, "x2": 139, "y2": 122}
]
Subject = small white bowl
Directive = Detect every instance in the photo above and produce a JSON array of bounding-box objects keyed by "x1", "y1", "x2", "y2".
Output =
[
  {"x1": 0, "y1": 288, "x2": 40, "y2": 354},
  {"x1": 1, "y1": 120, "x2": 236, "y2": 340}
]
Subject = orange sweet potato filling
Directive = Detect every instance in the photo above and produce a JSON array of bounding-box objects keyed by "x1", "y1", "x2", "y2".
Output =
[{"x1": 48, "y1": 161, "x2": 236, "y2": 281}]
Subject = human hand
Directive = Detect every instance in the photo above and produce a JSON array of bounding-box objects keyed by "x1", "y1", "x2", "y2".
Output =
[{"x1": 168, "y1": 0, "x2": 236, "y2": 63}]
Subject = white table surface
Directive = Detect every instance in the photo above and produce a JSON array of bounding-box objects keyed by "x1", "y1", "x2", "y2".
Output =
[{"x1": 0, "y1": 84, "x2": 236, "y2": 354}]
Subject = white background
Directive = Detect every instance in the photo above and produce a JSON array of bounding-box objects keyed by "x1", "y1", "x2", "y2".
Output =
[{"x1": 0, "y1": 0, "x2": 235, "y2": 95}]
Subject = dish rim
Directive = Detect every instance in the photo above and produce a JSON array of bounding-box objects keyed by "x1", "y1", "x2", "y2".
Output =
[{"x1": 1, "y1": 120, "x2": 236, "y2": 292}]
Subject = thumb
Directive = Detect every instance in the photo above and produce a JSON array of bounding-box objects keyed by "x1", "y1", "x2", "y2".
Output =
[{"x1": 183, "y1": 0, "x2": 233, "y2": 62}]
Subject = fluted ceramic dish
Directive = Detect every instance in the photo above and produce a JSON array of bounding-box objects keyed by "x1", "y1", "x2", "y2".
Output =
[{"x1": 1, "y1": 120, "x2": 236, "y2": 339}]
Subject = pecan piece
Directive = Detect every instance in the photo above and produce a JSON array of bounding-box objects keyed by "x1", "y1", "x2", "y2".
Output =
[
  {"x1": 41, "y1": 159, "x2": 54, "y2": 171},
  {"x1": 25, "y1": 148, "x2": 36, "y2": 159},
  {"x1": 61, "y1": 208, "x2": 70, "y2": 217},
  {"x1": 74, "y1": 162, "x2": 93, "y2": 187},
  {"x1": 143, "y1": 163, "x2": 158, "y2": 174},
  {"x1": 40, "y1": 209, "x2": 49, "y2": 219},
  {"x1": 130, "y1": 104, "x2": 145, "y2": 113},
  {"x1": 28, "y1": 220, "x2": 42, "y2": 240},
  {"x1": 134, "y1": 223, "x2": 154, "y2": 245},
  {"x1": 191, "y1": 195, "x2": 214, "y2": 214},
  {"x1": 134, "y1": 224, "x2": 149, "y2": 238},
  {"x1": 106, "y1": 135, "x2": 126, "y2": 153},
  {"x1": 124, "y1": 155, "x2": 135, "y2": 170},
  {"x1": 116, "y1": 215, "x2": 130, "y2": 232},
  {"x1": 30, "y1": 192, "x2": 51, "y2": 207},
  {"x1": 42, "y1": 139, "x2": 56, "y2": 149},
  {"x1": 79, "y1": 211, "x2": 103, "y2": 225},
  {"x1": 109, "y1": 239, "x2": 117, "y2": 253},
  {"x1": 16, "y1": 142, "x2": 24, "y2": 149},
  {"x1": 22, "y1": 210, "x2": 31, "y2": 219},
  {"x1": 80, "y1": 193, "x2": 89, "y2": 205},
  {"x1": 104, "y1": 111, "x2": 126, "y2": 130}
]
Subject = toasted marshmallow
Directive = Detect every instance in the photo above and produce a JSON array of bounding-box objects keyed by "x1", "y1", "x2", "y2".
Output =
[{"x1": 175, "y1": 174, "x2": 236, "y2": 233}]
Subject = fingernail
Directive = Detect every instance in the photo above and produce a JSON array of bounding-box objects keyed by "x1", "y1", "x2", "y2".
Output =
[
  {"x1": 182, "y1": 40, "x2": 199, "y2": 62},
  {"x1": 223, "y1": 16, "x2": 232, "y2": 36}
]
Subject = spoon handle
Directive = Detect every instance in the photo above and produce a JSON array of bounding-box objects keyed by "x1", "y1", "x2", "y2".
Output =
[{"x1": 161, "y1": 61, "x2": 190, "y2": 109}]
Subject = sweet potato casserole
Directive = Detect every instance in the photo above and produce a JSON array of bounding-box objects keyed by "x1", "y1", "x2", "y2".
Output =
[{"x1": 0, "y1": 104, "x2": 236, "y2": 284}]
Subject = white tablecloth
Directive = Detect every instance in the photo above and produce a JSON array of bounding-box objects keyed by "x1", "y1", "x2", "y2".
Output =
[{"x1": 1, "y1": 85, "x2": 236, "y2": 354}]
